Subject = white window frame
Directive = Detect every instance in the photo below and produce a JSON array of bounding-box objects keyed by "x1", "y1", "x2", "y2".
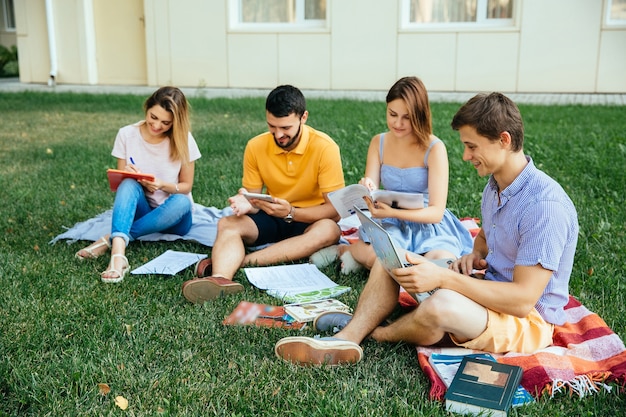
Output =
[
  {"x1": 228, "y1": 0, "x2": 328, "y2": 32},
  {"x1": 2, "y1": 0, "x2": 16, "y2": 32},
  {"x1": 605, "y1": 0, "x2": 626, "y2": 27},
  {"x1": 400, "y1": 0, "x2": 516, "y2": 31}
]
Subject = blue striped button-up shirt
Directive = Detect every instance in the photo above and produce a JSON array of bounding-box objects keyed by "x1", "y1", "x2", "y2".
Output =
[{"x1": 481, "y1": 157, "x2": 579, "y2": 325}]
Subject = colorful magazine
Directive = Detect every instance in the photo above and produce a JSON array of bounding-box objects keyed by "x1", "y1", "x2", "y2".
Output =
[{"x1": 284, "y1": 299, "x2": 351, "y2": 322}]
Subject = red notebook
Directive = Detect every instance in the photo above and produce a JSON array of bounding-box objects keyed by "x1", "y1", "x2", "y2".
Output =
[
  {"x1": 223, "y1": 301, "x2": 306, "y2": 330},
  {"x1": 107, "y1": 169, "x2": 155, "y2": 191}
]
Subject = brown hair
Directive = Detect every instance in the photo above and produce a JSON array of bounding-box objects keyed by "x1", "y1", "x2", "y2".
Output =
[
  {"x1": 386, "y1": 76, "x2": 432, "y2": 147},
  {"x1": 144, "y1": 86, "x2": 191, "y2": 163},
  {"x1": 451, "y1": 92, "x2": 524, "y2": 152}
]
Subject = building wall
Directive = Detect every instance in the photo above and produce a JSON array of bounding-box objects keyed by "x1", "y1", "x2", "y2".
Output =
[
  {"x1": 15, "y1": 0, "x2": 49, "y2": 83},
  {"x1": 517, "y1": 0, "x2": 601, "y2": 92},
  {"x1": 93, "y1": 0, "x2": 147, "y2": 85},
  {"x1": 13, "y1": 0, "x2": 626, "y2": 93},
  {"x1": 0, "y1": 0, "x2": 16, "y2": 47},
  {"x1": 0, "y1": 28, "x2": 16, "y2": 47}
]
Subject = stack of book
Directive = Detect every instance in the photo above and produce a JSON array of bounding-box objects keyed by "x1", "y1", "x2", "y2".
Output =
[
  {"x1": 223, "y1": 299, "x2": 351, "y2": 329},
  {"x1": 429, "y1": 353, "x2": 534, "y2": 416}
]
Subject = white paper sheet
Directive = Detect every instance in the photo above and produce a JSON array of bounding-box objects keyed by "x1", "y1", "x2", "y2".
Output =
[
  {"x1": 244, "y1": 263, "x2": 339, "y2": 296},
  {"x1": 130, "y1": 250, "x2": 207, "y2": 275}
]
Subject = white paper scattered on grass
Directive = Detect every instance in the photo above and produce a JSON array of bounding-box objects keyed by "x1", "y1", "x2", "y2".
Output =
[
  {"x1": 244, "y1": 263, "x2": 350, "y2": 302},
  {"x1": 131, "y1": 250, "x2": 207, "y2": 275}
]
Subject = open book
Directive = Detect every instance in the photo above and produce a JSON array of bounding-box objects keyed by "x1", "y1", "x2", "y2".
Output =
[
  {"x1": 328, "y1": 184, "x2": 424, "y2": 218},
  {"x1": 107, "y1": 169, "x2": 155, "y2": 192}
]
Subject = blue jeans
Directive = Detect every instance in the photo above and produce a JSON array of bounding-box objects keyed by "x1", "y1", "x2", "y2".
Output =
[{"x1": 110, "y1": 179, "x2": 192, "y2": 246}]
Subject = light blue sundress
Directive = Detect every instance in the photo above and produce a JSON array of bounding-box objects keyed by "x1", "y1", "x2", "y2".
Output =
[{"x1": 364, "y1": 133, "x2": 474, "y2": 257}]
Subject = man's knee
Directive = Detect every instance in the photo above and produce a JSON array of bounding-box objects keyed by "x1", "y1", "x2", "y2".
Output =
[
  {"x1": 217, "y1": 214, "x2": 256, "y2": 236},
  {"x1": 305, "y1": 219, "x2": 341, "y2": 245},
  {"x1": 418, "y1": 289, "x2": 464, "y2": 325}
]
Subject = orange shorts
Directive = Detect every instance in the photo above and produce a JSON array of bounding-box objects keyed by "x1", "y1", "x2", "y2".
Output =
[{"x1": 450, "y1": 308, "x2": 554, "y2": 354}]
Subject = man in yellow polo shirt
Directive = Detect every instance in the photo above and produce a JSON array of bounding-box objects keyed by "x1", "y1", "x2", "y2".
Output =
[{"x1": 182, "y1": 85, "x2": 345, "y2": 304}]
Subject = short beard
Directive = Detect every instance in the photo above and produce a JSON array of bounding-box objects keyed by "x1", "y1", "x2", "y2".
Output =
[{"x1": 274, "y1": 123, "x2": 301, "y2": 150}]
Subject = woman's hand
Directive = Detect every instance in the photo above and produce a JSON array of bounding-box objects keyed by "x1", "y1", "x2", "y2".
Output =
[
  {"x1": 125, "y1": 162, "x2": 140, "y2": 173},
  {"x1": 138, "y1": 178, "x2": 162, "y2": 193},
  {"x1": 358, "y1": 176, "x2": 377, "y2": 191},
  {"x1": 363, "y1": 196, "x2": 394, "y2": 219}
]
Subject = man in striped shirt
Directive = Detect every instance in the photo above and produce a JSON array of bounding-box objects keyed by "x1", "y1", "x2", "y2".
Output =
[{"x1": 275, "y1": 92, "x2": 579, "y2": 366}]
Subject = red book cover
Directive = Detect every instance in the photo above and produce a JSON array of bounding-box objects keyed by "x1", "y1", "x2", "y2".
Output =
[
  {"x1": 223, "y1": 301, "x2": 306, "y2": 330},
  {"x1": 107, "y1": 169, "x2": 156, "y2": 191}
]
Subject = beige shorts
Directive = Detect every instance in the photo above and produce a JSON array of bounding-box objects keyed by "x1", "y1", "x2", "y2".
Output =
[{"x1": 451, "y1": 308, "x2": 554, "y2": 354}]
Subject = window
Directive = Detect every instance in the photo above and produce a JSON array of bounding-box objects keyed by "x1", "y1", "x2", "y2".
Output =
[
  {"x1": 402, "y1": 0, "x2": 514, "y2": 28},
  {"x1": 2, "y1": 0, "x2": 15, "y2": 31},
  {"x1": 607, "y1": 0, "x2": 626, "y2": 25},
  {"x1": 230, "y1": 0, "x2": 327, "y2": 29}
]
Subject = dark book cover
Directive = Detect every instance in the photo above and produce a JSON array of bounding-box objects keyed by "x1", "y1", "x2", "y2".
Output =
[
  {"x1": 429, "y1": 352, "x2": 534, "y2": 407},
  {"x1": 445, "y1": 357, "x2": 523, "y2": 417}
]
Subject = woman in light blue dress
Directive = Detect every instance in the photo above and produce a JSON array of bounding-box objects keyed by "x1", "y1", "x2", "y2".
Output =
[{"x1": 315, "y1": 76, "x2": 473, "y2": 273}]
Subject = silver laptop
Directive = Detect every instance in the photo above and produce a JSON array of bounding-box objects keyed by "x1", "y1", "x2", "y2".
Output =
[{"x1": 353, "y1": 206, "x2": 452, "y2": 302}]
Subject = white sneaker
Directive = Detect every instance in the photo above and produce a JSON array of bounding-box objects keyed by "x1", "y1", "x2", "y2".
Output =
[
  {"x1": 309, "y1": 245, "x2": 339, "y2": 268},
  {"x1": 339, "y1": 251, "x2": 364, "y2": 275},
  {"x1": 275, "y1": 336, "x2": 363, "y2": 366}
]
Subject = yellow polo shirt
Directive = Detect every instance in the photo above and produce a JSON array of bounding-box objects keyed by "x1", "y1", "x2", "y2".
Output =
[{"x1": 242, "y1": 125, "x2": 344, "y2": 207}]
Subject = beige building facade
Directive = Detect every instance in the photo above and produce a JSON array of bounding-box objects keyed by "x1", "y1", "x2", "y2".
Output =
[
  {"x1": 9, "y1": 0, "x2": 626, "y2": 93},
  {"x1": 0, "y1": 0, "x2": 16, "y2": 47}
]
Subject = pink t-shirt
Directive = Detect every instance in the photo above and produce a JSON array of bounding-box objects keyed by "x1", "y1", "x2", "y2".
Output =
[{"x1": 111, "y1": 122, "x2": 201, "y2": 207}]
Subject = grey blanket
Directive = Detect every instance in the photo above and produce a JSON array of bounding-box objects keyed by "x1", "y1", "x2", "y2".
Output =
[{"x1": 49, "y1": 203, "x2": 233, "y2": 247}]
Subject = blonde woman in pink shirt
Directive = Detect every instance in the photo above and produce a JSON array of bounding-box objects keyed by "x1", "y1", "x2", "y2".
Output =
[{"x1": 75, "y1": 86, "x2": 201, "y2": 283}]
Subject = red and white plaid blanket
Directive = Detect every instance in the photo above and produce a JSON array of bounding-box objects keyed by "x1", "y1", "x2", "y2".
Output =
[
  {"x1": 343, "y1": 216, "x2": 626, "y2": 399},
  {"x1": 410, "y1": 295, "x2": 626, "y2": 400}
]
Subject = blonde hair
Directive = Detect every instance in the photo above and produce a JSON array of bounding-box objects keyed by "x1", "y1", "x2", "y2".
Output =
[{"x1": 144, "y1": 86, "x2": 191, "y2": 163}]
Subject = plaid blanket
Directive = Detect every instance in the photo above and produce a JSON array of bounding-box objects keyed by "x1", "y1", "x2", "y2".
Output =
[{"x1": 409, "y1": 294, "x2": 626, "y2": 400}]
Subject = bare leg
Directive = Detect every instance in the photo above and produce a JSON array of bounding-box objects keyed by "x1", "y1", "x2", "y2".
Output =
[
  {"x1": 242, "y1": 219, "x2": 340, "y2": 268},
  {"x1": 101, "y1": 236, "x2": 128, "y2": 279},
  {"x1": 338, "y1": 240, "x2": 377, "y2": 270},
  {"x1": 210, "y1": 215, "x2": 258, "y2": 280},
  {"x1": 211, "y1": 217, "x2": 341, "y2": 280},
  {"x1": 371, "y1": 289, "x2": 489, "y2": 346},
  {"x1": 334, "y1": 260, "x2": 400, "y2": 344},
  {"x1": 423, "y1": 249, "x2": 457, "y2": 261}
]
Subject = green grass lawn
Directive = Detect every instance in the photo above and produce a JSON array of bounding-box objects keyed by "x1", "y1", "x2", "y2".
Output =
[{"x1": 0, "y1": 91, "x2": 624, "y2": 416}]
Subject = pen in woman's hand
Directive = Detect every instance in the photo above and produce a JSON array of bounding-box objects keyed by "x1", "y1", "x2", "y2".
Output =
[{"x1": 128, "y1": 157, "x2": 140, "y2": 173}]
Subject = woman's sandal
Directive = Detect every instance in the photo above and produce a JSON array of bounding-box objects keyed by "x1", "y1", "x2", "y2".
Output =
[
  {"x1": 75, "y1": 237, "x2": 111, "y2": 260},
  {"x1": 101, "y1": 254, "x2": 129, "y2": 284}
]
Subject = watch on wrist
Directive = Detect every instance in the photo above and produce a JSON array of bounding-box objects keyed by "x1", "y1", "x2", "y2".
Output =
[{"x1": 284, "y1": 206, "x2": 295, "y2": 223}]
